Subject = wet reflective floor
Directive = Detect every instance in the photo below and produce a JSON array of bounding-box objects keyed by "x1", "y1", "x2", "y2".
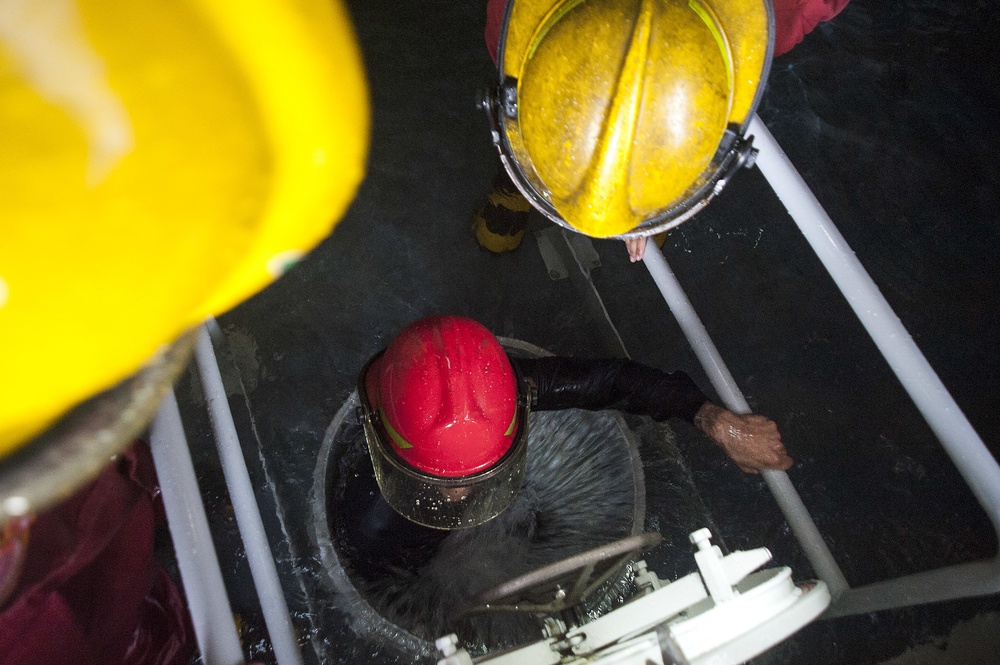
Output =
[{"x1": 176, "y1": 0, "x2": 1000, "y2": 663}]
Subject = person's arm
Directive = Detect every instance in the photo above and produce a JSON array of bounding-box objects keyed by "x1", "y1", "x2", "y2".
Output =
[
  {"x1": 510, "y1": 356, "x2": 707, "y2": 421},
  {"x1": 510, "y1": 356, "x2": 792, "y2": 473}
]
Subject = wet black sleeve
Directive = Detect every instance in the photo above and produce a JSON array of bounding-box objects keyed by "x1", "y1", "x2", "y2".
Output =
[{"x1": 508, "y1": 356, "x2": 709, "y2": 423}]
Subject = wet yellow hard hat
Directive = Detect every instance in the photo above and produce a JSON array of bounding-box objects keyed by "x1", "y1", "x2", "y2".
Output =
[
  {"x1": 0, "y1": 0, "x2": 369, "y2": 455},
  {"x1": 484, "y1": 0, "x2": 772, "y2": 238}
]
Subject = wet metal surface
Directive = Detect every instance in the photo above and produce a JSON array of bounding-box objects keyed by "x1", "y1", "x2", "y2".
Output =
[{"x1": 178, "y1": 0, "x2": 1000, "y2": 663}]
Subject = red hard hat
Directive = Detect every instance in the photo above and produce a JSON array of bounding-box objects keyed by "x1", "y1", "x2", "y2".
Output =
[{"x1": 366, "y1": 315, "x2": 519, "y2": 477}]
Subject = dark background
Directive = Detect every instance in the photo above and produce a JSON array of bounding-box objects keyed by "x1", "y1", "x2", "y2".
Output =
[{"x1": 177, "y1": 1, "x2": 1000, "y2": 663}]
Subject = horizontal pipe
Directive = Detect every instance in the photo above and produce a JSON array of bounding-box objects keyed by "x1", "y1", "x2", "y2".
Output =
[
  {"x1": 642, "y1": 245, "x2": 850, "y2": 599},
  {"x1": 826, "y1": 557, "x2": 1000, "y2": 617},
  {"x1": 195, "y1": 322, "x2": 305, "y2": 665},
  {"x1": 150, "y1": 391, "x2": 245, "y2": 665}
]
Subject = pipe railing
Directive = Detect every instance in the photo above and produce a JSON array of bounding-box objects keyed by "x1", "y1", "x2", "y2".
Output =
[
  {"x1": 194, "y1": 321, "x2": 306, "y2": 665},
  {"x1": 642, "y1": 248, "x2": 850, "y2": 599},
  {"x1": 640, "y1": 114, "x2": 1000, "y2": 617},
  {"x1": 150, "y1": 391, "x2": 245, "y2": 665},
  {"x1": 149, "y1": 321, "x2": 306, "y2": 665}
]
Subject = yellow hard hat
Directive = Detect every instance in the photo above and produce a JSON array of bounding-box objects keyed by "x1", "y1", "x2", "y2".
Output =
[
  {"x1": 484, "y1": 0, "x2": 772, "y2": 238},
  {"x1": 0, "y1": 0, "x2": 369, "y2": 456}
]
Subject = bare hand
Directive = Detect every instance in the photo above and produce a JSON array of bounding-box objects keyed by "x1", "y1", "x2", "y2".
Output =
[
  {"x1": 624, "y1": 236, "x2": 648, "y2": 262},
  {"x1": 694, "y1": 403, "x2": 793, "y2": 473}
]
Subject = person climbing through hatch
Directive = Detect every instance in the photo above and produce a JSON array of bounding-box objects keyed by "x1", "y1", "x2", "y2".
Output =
[
  {"x1": 472, "y1": 0, "x2": 851, "y2": 261},
  {"x1": 358, "y1": 314, "x2": 791, "y2": 530}
]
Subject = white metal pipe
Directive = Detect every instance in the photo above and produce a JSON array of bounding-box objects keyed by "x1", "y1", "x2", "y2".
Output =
[
  {"x1": 748, "y1": 113, "x2": 1000, "y2": 614},
  {"x1": 642, "y1": 245, "x2": 850, "y2": 598},
  {"x1": 748, "y1": 114, "x2": 1000, "y2": 532},
  {"x1": 641, "y1": 249, "x2": 750, "y2": 414},
  {"x1": 194, "y1": 322, "x2": 305, "y2": 665},
  {"x1": 150, "y1": 391, "x2": 245, "y2": 665},
  {"x1": 826, "y1": 557, "x2": 1000, "y2": 617}
]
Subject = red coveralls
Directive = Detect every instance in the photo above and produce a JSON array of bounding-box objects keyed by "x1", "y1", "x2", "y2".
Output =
[{"x1": 0, "y1": 443, "x2": 194, "y2": 665}]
